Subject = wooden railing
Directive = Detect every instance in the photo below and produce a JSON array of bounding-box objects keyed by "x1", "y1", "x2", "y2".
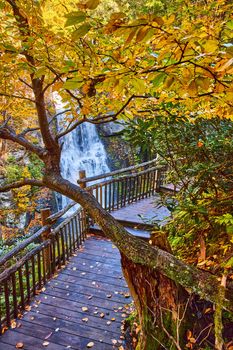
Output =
[
  {"x1": 0, "y1": 208, "x2": 88, "y2": 332},
  {"x1": 78, "y1": 159, "x2": 166, "y2": 212},
  {"x1": 0, "y1": 158, "x2": 167, "y2": 332}
]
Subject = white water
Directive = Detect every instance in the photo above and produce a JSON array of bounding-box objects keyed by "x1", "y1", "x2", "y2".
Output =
[{"x1": 55, "y1": 96, "x2": 110, "y2": 214}]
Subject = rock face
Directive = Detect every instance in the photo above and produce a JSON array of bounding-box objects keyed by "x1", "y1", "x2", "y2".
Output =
[{"x1": 97, "y1": 121, "x2": 133, "y2": 170}]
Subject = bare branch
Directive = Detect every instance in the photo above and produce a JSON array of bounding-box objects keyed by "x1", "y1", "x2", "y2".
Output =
[
  {"x1": 57, "y1": 95, "x2": 152, "y2": 139},
  {"x1": 19, "y1": 109, "x2": 72, "y2": 137},
  {"x1": 0, "y1": 92, "x2": 35, "y2": 103},
  {"x1": 19, "y1": 78, "x2": 33, "y2": 89},
  {"x1": 65, "y1": 89, "x2": 83, "y2": 109},
  {"x1": 56, "y1": 114, "x2": 115, "y2": 139},
  {"x1": 0, "y1": 125, "x2": 46, "y2": 157},
  {"x1": 42, "y1": 75, "x2": 62, "y2": 95},
  {"x1": 0, "y1": 179, "x2": 44, "y2": 193}
]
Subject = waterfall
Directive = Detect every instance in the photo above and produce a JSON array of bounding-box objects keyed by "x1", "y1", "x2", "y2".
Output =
[{"x1": 55, "y1": 96, "x2": 110, "y2": 214}]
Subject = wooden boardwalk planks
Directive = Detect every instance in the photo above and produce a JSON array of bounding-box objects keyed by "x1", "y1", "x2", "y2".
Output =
[{"x1": 0, "y1": 236, "x2": 132, "y2": 350}]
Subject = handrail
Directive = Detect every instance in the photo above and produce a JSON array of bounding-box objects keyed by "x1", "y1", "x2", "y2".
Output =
[
  {"x1": 0, "y1": 240, "x2": 51, "y2": 284},
  {"x1": 77, "y1": 157, "x2": 158, "y2": 184},
  {"x1": 0, "y1": 225, "x2": 51, "y2": 267},
  {"x1": 85, "y1": 165, "x2": 165, "y2": 191},
  {"x1": 47, "y1": 200, "x2": 77, "y2": 224}
]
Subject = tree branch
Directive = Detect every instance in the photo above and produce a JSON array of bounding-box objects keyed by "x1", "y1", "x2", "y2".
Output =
[
  {"x1": 0, "y1": 179, "x2": 44, "y2": 193},
  {"x1": 56, "y1": 95, "x2": 152, "y2": 139},
  {"x1": 0, "y1": 92, "x2": 35, "y2": 103},
  {"x1": 0, "y1": 125, "x2": 46, "y2": 157}
]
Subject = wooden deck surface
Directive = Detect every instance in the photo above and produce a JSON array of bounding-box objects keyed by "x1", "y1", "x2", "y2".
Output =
[
  {"x1": 112, "y1": 194, "x2": 170, "y2": 225},
  {"x1": 0, "y1": 236, "x2": 132, "y2": 350}
]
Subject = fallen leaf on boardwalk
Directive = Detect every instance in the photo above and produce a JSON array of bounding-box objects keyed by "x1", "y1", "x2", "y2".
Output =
[
  {"x1": 87, "y1": 342, "x2": 94, "y2": 348},
  {"x1": 42, "y1": 341, "x2": 50, "y2": 347},
  {"x1": 55, "y1": 328, "x2": 60, "y2": 332},
  {"x1": 107, "y1": 321, "x2": 111, "y2": 325},
  {"x1": 72, "y1": 267, "x2": 77, "y2": 271},
  {"x1": 44, "y1": 332, "x2": 53, "y2": 339},
  {"x1": 100, "y1": 313, "x2": 105, "y2": 318},
  {"x1": 106, "y1": 294, "x2": 112, "y2": 298},
  {"x1": 112, "y1": 339, "x2": 117, "y2": 345},
  {"x1": 124, "y1": 293, "x2": 130, "y2": 298},
  {"x1": 30, "y1": 316, "x2": 35, "y2": 320},
  {"x1": 25, "y1": 305, "x2": 31, "y2": 311},
  {"x1": 111, "y1": 318, "x2": 116, "y2": 321},
  {"x1": 88, "y1": 295, "x2": 93, "y2": 300},
  {"x1": 53, "y1": 317, "x2": 57, "y2": 321},
  {"x1": 16, "y1": 343, "x2": 24, "y2": 349},
  {"x1": 82, "y1": 317, "x2": 89, "y2": 322},
  {"x1": 82, "y1": 307, "x2": 89, "y2": 312},
  {"x1": 11, "y1": 321, "x2": 17, "y2": 329}
]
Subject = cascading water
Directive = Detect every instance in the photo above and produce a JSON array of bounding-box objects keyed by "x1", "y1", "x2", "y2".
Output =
[{"x1": 55, "y1": 96, "x2": 110, "y2": 214}]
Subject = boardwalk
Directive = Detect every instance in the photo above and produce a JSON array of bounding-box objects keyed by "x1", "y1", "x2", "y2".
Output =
[
  {"x1": 112, "y1": 194, "x2": 170, "y2": 225},
  {"x1": 0, "y1": 237, "x2": 132, "y2": 350}
]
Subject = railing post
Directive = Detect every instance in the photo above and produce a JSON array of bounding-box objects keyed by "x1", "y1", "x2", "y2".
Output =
[
  {"x1": 78, "y1": 169, "x2": 91, "y2": 233},
  {"x1": 40, "y1": 208, "x2": 51, "y2": 277},
  {"x1": 156, "y1": 168, "x2": 162, "y2": 192},
  {"x1": 79, "y1": 170, "x2": 86, "y2": 189}
]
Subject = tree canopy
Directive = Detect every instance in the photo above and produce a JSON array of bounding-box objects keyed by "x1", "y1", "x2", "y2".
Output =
[{"x1": 0, "y1": 1, "x2": 233, "y2": 348}]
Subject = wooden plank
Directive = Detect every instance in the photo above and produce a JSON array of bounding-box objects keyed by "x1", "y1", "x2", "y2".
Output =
[
  {"x1": 48, "y1": 279, "x2": 128, "y2": 303},
  {"x1": 33, "y1": 294, "x2": 128, "y2": 322},
  {"x1": 29, "y1": 303, "x2": 123, "y2": 330},
  {"x1": 61, "y1": 270, "x2": 127, "y2": 288},
  {"x1": 55, "y1": 272, "x2": 128, "y2": 292},
  {"x1": 14, "y1": 322, "x2": 118, "y2": 349},
  {"x1": 0, "y1": 343, "x2": 19, "y2": 350},
  {"x1": 0, "y1": 331, "x2": 73, "y2": 350},
  {"x1": 21, "y1": 311, "x2": 121, "y2": 341},
  {"x1": 65, "y1": 263, "x2": 123, "y2": 278},
  {"x1": 40, "y1": 287, "x2": 129, "y2": 311}
]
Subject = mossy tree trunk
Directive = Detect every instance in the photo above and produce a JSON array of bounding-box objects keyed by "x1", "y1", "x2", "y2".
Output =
[{"x1": 121, "y1": 233, "x2": 190, "y2": 350}]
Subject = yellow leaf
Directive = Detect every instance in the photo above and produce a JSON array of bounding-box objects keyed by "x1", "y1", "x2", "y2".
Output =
[
  {"x1": 217, "y1": 58, "x2": 233, "y2": 72},
  {"x1": 187, "y1": 80, "x2": 198, "y2": 96},
  {"x1": 87, "y1": 342, "x2": 94, "y2": 348},
  {"x1": 84, "y1": 0, "x2": 100, "y2": 10},
  {"x1": 204, "y1": 39, "x2": 218, "y2": 53}
]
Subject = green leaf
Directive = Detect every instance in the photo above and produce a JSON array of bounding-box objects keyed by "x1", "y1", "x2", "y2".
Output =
[
  {"x1": 72, "y1": 24, "x2": 91, "y2": 40},
  {"x1": 63, "y1": 79, "x2": 83, "y2": 89},
  {"x1": 34, "y1": 66, "x2": 47, "y2": 78},
  {"x1": 152, "y1": 73, "x2": 167, "y2": 87},
  {"x1": 65, "y1": 11, "x2": 86, "y2": 27}
]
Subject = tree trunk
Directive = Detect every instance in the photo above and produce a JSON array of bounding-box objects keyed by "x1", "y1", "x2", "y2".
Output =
[{"x1": 121, "y1": 232, "x2": 188, "y2": 350}]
